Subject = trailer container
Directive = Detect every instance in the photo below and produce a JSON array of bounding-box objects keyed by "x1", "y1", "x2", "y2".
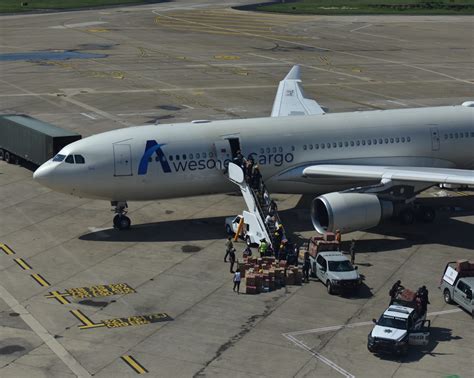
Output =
[{"x1": 0, "y1": 114, "x2": 81, "y2": 166}]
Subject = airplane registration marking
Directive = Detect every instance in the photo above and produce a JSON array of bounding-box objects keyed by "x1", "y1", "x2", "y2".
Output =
[
  {"x1": 121, "y1": 355, "x2": 148, "y2": 374},
  {"x1": 45, "y1": 283, "x2": 135, "y2": 304}
]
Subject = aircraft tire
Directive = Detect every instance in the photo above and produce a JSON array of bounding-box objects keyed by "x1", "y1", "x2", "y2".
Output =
[
  {"x1": 420, "y1": 206, "x2": 435, "y2": 223},
  {"x1": 399, "y1": 209, "x2": 415, "y2": 225},
  {"x1": 113, "y1": 214, "x2": 131, "y2": 230}
]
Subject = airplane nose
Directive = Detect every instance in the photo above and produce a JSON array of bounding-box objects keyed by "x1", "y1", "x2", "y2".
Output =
[{"x1": 33, "y1": 163, "x2": 53, "y2": 185}]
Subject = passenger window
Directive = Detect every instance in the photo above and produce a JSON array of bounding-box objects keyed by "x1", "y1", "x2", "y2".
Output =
[
  {"x1": 455, "y1": 133, "x2": 458, "y2": 138},
  {"x1": 396, "y1": 137, "x2": 399, "y2": 143},
  {"x1": 195, "y1": 153, "x2": 200, "y2": 159},
  {"x1": 379, "y1": 138, "x2": 383, "y2": 144},
  {"x1": 272, "y1": 147, "x2": 276, "y2": 153},
  {"x1": 471, "y1": 132, "x2": 474, "y2": 137},
  {"x1": 209, "y1": 152, "x2": 213, "y2": 158},
  {"x1": 384, "y1": 138, "x2": 389, "y2": 144},
  {"x1": 350, "y1": 141, "x2": 355, "y2": 147},
  {"x1": 182, "y1": 154, "x2": 187, "y2": 160},
  {"x1": 401, "y1": 137, "x2": 405, "y2": 143},
  {"x1": 344, "y1": 141, "x2": 349, "y2": 147},
  {"x1": 373, "y1": 139, "x2": 377, "y2": 145},
  {"x1": 189, "y1": 153, "x2": 193, "y2": 159},
  {"x1": 278, "y1": 146, "x2": 283, "y2": 152},
  {"x1": 303, "y1": 145, "x2": 307, "y2": 150},
  {"x1": 356, "y1": 140, "x2": 360, "y2": 146},
  {"x1": 65, "y1": 155, "x2": 74, "y2": 164},
  {"x1": 407, "y1": 136, "x2": 411, "y2": 142},
  {"x1": 362, "y1": 140, "x2": 366, "y2": 146},
  {"x1": 390, "y1": 138, "x2": 394, "y2": 143},
  {"x1": 266, "y1": 147, "x2": 271, "y2": 153},
  {"x1": 327, "y1": 143, "x2": 331, "y2": 149},
  {"x1": 202, "y1": 152, "x2": 207, "y2": 158},
  {"x1": 338, "y1": 142, "x2": 343, "y2": 147},
  {"x1": 315, "y1": 144, "x2": 319, "y2": 149},
  {"x1": 368, "y1": 140, "x2": 371, "y2": 145},
  {"x1": 309, "y1": 144, "x2": 313, "y2": 150},
  {"x1": 460, "y1": 133, "x2": 463, "y2": 138},
  {"x1": 444, "y1": 134, "x2": 448, "y2": 139},
  {"x1": 260, "y1": 148, "x2": 264, "y2": 154},
  {"x1": 333, "y1": 142, "x2": 337, "y2": 148},
  {"x1": 465, "y1": 132, "x2": 469, "y2": 138},
  {"x1": 291, "y1": 145, "x2": 295, "y2": 151},
  {"x1": 321, "y1": 144, "x2": 325, "y2": 149}
]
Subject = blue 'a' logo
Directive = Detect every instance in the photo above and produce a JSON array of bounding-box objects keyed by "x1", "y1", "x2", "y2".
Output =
[{"x1": 138, "y1": 140, "x2": 171, "y2": 175}]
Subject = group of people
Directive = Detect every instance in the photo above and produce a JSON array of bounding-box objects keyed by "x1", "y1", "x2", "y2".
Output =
[
  {"x1": 232, "y1": 150, "x2": 263, "y2": 192},
  {"x1": 389, "y1": 280, "x2": 430, "y2": 314},
  {"x1": 225, "y1": 237, "x2": 242, "y2": 293}
]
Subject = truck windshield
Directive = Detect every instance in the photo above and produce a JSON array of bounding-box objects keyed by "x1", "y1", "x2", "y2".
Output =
[
  {"x1": 328, "y1": 260, "x2": 354, "y2": 272},
  {"x1": 378, "y1": 315, "x2": 408, "y2": 330},
  {"x1": 52, "y1": 154, "x2": 66, "y2": 162}
]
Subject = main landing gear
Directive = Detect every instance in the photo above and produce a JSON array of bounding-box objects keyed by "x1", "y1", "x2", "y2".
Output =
[
  {"x1": 399, "y1": 205, "x2": 435, "y2": 225},
  {"x1": 111, "y1": 201, "x2": 131, "y2": 230}
]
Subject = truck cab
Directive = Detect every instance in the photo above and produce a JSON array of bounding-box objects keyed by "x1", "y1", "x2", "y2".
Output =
[
  {"x1": 225, "y1": 211, "x2": 267, "y2": 247},
  {"x1": 311, "y1": 251, "x2": 361, "y2": 294},
  {"x1": 368, "y1": 305, "x2": 430, "y2": 355},
  {"x1": 440, "y1": 261, "x2": 474, "y2": 317}
]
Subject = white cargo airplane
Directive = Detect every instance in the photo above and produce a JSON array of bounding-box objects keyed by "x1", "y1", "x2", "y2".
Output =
[{"x1": 33, "y1": 66, "x2": 474, "y2": 232}]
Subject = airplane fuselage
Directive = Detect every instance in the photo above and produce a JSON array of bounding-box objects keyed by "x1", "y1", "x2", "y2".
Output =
[{"x1": 34, "y1": 105, "x2": 474, "y2": 201}]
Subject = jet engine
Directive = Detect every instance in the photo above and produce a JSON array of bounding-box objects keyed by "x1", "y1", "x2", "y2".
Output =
[{"x1": 311, "y1": 192, "x2": 393, "y2": 234}]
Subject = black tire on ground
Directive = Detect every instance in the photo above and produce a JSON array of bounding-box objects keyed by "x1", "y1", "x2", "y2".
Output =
[
  {"x1": 400, "y1": 209, "x2": 415, "y2": 225},
  {"x1": 113, "y1": 214, "x2": 131, "y2": 230},
  {"x1": 443, "y1": 289, "x2": 452, "y2": 304},
  {"x1": 420, "y1": 206, "x2": 436, "y2": 223},
  {"x1": 327, "y1": 281, "x2": 333, "y2": 295},
  {"x1": 245, "y1": 236, "x2": 251, "y2": 247},
  {"x1": 4, "y1": 151, "x2": 11, "y2": 164}
]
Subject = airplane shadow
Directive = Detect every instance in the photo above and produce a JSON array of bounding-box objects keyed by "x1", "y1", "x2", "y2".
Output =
[{"x1": 80, "y1": 195, "x2": 474, "y2": 249}]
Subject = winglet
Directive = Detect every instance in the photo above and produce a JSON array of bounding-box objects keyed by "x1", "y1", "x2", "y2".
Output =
[{"x1": 284, "y1": 65, "x2": 301, "y2": 80}]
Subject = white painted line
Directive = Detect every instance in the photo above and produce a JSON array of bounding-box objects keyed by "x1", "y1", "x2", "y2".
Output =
[
  {"x1": 0, "y1": 282, "x2": 91, "y2": 377},
  {"x1": 350, "y1": 24, "x2": 372, "y2": 33},
  {"x1": 80, "y1": 112, "x2": 97, "y2": 120},
  {"x1": 283, "y1": 333, "x2": 355, "y2": 378},
  {"x1": 387, "y1": 100, "x2": 408, "y2": 107},
  {"x1": 182, "y1": 104, "x2": 194, "y2": 110},
  {"x1": 50, "y1": 21, "x2": 107, "y2": 29},
  {"x1": 287, "y1": 308, "x2": 463, "y2": 336}
]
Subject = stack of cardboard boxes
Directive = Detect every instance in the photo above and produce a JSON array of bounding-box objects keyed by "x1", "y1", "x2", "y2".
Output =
[{"x1": 239, "y1": 256, "x2": 303, "y2": 294}]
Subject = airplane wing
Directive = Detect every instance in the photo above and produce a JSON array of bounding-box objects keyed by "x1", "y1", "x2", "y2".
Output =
[
  {"x1": 302, "y1": 165, "x2": 474, "y2": 186},
  {"x1": 271, "y1": 65, "x2": 325, "y2": 117}
]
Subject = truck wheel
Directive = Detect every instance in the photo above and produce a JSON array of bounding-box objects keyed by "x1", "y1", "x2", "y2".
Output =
[
  {"x1": 327, "y1": 281, "x2": 334, "y2": 295},
  {"x1": 245, "y1": 236, "x2": 251, "y2": 247},
  {"x1": 4, "y1": 151, "x2": 11, "y2": 164},
  {"x1": 443, "y1": 289, "x2": 452, "y2": 304}
]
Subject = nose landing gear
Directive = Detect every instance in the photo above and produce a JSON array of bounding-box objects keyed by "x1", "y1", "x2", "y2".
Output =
[{"x1": 111, "y1": 201, "x2": 131, "y2": 230}]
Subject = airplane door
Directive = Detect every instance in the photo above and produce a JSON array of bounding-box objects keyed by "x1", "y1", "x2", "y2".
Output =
[
  {"x1": 430, "y1": 127, "x2": 440, "y2": 151},
  {"x1": 113, "y1": 144, "x2": 132, "y2": 176},
  {"x1": 213, "y1": 140, "x2": 231, "y2": 170}
]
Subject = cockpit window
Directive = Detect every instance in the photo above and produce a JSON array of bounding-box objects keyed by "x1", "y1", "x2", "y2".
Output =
[
  {"x1": 74, "y1": 155, "x2": 85, "y2": 164},
  {"x1": 65, "y1": 155, "x2": 74, "y2": 164},
  {"x1": 52, "y1": 154, "x2": 66, "y2": 162}
]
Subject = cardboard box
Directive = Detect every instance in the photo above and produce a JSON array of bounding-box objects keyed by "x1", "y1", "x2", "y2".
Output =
[{"x1": 246, "y1": 285, "x2": 258, "y2": 295}]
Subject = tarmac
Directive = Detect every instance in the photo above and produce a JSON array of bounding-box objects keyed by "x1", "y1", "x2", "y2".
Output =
[{"x1": 0, "y1": 1, "x2": 473, "y2": 377}]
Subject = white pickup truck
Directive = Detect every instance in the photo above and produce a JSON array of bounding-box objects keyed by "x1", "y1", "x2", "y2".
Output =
[
  {"x1": 440, "y1": 261, "x2": 474, "y2": 317},
  {"x1": 367, "y1": 305, "x2": 430, "y2": 355}
]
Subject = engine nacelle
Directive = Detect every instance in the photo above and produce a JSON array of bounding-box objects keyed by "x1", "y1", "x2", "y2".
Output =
[{"x1": 311, "y1": 192, "x2": 393, "y2": 234}]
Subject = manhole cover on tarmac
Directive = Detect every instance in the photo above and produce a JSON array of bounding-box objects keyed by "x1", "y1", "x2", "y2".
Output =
[{"x1": 181, "y1": 245, "x2": 202, "y2": 253}]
